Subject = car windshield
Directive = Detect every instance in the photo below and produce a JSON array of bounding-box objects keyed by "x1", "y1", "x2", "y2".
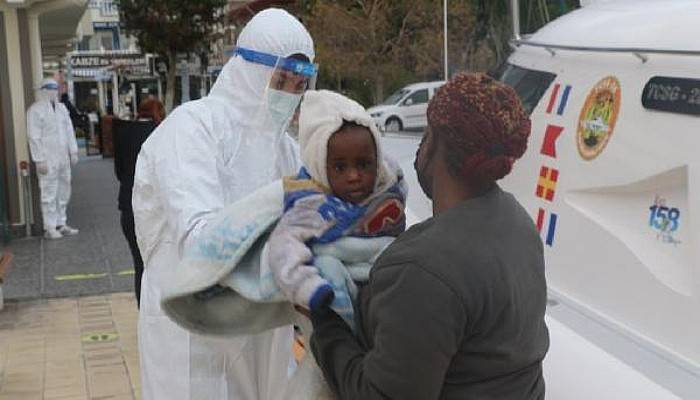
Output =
[{"x1": 381, "y1": 89, "x2": 410, "y2": 105}]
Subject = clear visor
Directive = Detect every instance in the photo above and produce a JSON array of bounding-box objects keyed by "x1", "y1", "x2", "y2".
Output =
[
  {"x1": 40, "y1": 83, "x2": 59, "y2": 91},
  {"x1": 228, "y1": 47, "x2": 318, "y2": 178},
  {"x1": 233, "y1": 47, "x2": 317, "y2": 92},
  {"x1": 231, "y1": 47, "x2": 318, "y2": 143}
]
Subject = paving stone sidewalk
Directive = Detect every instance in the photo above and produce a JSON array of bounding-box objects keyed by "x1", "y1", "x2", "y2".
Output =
[
  {"x1": 0, "y1": 293, "x2": 140, "y2": 400},
  {"x1": 2, "y1": 156, "x2": 135, "y2": 301}
]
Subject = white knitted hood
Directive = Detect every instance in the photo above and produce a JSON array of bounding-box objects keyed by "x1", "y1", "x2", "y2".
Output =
[{"x1": 298, "y1": 90, "x2": 396, "y2": 194}]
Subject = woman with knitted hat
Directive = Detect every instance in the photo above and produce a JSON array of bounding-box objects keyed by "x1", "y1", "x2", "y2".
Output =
[{"x1": 309, "y1": 73, "x2": 550, "y2": 399}]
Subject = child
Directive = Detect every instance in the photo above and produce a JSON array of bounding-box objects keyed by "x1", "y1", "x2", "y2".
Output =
[{"x1": 266, "y1": 90, "x2": 406, "y2": 323}]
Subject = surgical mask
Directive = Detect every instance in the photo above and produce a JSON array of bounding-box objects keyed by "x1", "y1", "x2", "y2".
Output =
[
  {"x1": 38, "y1": 89, "x2": 59, "y2": 103},
  {"x1": 266, "y1": 89, "x2": 301, "y2": 129},
  {"x1": 48, "y1": 90, "x2": 59, "y2": 103}
]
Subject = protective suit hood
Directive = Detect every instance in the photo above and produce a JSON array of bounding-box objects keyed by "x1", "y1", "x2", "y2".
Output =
[
  {"x1": 209, "y1": 8, "x2": 315, "y2": 124},
  {"x1": 37, "y1": 78, "x2": 59, "y2": 103}
]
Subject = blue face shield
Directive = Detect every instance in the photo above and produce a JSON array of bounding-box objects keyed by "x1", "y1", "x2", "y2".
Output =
[
  {"x1": 40, "y1": 82, "x2": 60, "y2": 91},
  {"x1": 232, "y1": 46, "x2": 319, "y2": 131},
  {"x1": 232, "y1": 47, "x2": 318, "y2": 91}
]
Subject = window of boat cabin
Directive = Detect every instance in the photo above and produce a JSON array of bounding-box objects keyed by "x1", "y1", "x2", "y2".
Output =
[{"x1": 494, "y1": 63, "x2": 557, "y2": 115}]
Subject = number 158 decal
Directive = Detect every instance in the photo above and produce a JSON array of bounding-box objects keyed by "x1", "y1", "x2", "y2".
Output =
[{"x1": 649, "y1": 205, "x2": 680, "y2": 232}]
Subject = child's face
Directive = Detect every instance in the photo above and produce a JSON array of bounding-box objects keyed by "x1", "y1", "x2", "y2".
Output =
[{"x1": 326, "y1": 126, "x2": 378, "y2": 204}]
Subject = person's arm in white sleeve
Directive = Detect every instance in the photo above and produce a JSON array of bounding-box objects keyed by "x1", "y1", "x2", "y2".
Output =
[
  {"x1": 132, "y1": 148, "x2": 160, "y2": 264},
  {"x1": 137, "y1": 108, "x2": 229, "y2": 258}
]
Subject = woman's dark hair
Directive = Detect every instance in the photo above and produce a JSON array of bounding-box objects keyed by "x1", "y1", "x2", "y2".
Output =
[{"x1": 427, "y1": 72, "x2": 531, "y2": 185}]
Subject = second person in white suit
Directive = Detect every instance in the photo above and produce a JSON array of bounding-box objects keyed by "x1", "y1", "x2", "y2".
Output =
[{"x1": 27, "y1": 78, "x2": 80, "y2": 240}]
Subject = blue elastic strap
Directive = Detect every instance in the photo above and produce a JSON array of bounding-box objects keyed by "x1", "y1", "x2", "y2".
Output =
[
  {"x1": 41, "y1": 83, "x2": 59, "y2": 90},
  {"x1": 232, "y1": 47, "x2": 317, "y2": 78}
]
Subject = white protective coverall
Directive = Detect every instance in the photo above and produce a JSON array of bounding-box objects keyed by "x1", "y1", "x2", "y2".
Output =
[
  {"x1": 27, "y1": 79, "x2": 79, "y2": 233},
  {"x1": 132, "y1": 9, "x2": 314, "y2": 400}
]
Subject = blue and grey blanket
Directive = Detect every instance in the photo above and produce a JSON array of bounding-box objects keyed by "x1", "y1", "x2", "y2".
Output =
[{"x1": 160, "y1": 171, "x2": 406, "y2": 335}]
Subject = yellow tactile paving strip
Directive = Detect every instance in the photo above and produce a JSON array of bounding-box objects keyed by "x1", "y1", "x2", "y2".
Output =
[{"x1": 0, "y1": 293, "x2": 140, "y2": 400}]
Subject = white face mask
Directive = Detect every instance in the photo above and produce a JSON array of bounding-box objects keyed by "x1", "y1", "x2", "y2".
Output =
[
  {"x1": 266, "y1": 89, "x2": 302, "y2": 130},
  {"x1": 38, "y1": 89, "x2": 59, "y2": 103}
]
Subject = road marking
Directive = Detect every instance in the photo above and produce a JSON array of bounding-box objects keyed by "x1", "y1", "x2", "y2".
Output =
[
  {"x1": 55, "y1": 272, "x2": 108, "y2": 281},
  {"x1": 54, "y1": 268, "x2": 134, "y2": 281},
  {"x1": 81, "y1": 332, "x2": 119, "y2": 343}
]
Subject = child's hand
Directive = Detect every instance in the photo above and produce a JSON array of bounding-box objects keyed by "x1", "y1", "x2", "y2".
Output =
[{"x1": 268, "y1": 198, "x2": 333, "y2": 308}]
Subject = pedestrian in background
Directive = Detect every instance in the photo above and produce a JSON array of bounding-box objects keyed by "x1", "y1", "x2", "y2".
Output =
[{"x1": 113, "y1": 98, "x2": 164, "y2": 307}]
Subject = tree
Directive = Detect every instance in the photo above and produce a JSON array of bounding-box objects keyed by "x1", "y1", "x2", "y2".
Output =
[
  {"x1": 303, "y1": 0, "x2": 474, "y2": 106},
  {"x1": 407, "y1": 1, "x2": 476, "y2": 79},
  {"x1": 467, "y1": 0, "x2": 580, "y2": 69},
  {"x1": 277, "y1": 0, "x2": 578, "y2": 106},
  {"x1": 117, "y1": 0, "x2": 226, "y2": 112}
]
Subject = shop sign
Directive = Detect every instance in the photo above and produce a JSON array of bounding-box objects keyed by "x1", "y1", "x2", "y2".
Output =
[{"x1": 69, "y1": 53, "x2": 152, "y2": 76}]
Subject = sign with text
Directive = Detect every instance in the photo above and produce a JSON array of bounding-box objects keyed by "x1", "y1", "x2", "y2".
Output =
[
  {"x1": 642, "y1": 76, "x2": 700, "y2": 116},
  {"x1": 69, "y1": 53, "x2": 151, "y2": 76}
]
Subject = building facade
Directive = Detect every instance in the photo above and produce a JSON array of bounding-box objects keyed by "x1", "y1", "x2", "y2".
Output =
[{"x1": 69, "y1": 0, "x2": 158, "y2": 120}]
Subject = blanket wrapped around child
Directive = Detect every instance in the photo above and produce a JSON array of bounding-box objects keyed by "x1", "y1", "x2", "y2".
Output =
[
  {"x1": 259, "y1": 167, "x2": 405, "y2": 328},
  {"x1": 160, "y1": 164, "x2": 405, "y2": 334},
  {"x1": 159, "y1": 165, "x2": 405, "y2": 400}
]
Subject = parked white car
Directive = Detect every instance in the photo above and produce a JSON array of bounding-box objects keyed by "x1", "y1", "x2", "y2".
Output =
[{"x1": 368, "y1": 81, "x2": 445, "y2": 132}]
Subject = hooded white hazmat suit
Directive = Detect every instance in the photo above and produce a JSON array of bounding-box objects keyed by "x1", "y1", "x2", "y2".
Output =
[
  {"x1": 27, "y1": 78, "x2": 79, "y2": 234},
  {"x1": 132, "y1": 9, "x2": 314, "y2": 399}
]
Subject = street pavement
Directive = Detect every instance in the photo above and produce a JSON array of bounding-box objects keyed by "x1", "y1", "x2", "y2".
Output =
[
  {"x1": 0, "y1": 294, "x2": 141, "y2": 400},
  {"x1": 2, "y1": 156, "x2": 135, "y2": 301}
]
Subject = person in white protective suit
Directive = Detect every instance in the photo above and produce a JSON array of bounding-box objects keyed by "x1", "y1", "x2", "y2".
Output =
[
  {"x1": 27, "y1": 78, "x2": 80, "y2": 240},
  {"x1": 131, "y1": 8, "x2": 316, "y2": 400}
]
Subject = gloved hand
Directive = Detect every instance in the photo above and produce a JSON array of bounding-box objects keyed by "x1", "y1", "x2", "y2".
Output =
[
  {"x1": 69, "y1": 153, "x2": 78, "y2": 166},
  {"x1": 35, "y1": 161, "x2": 48, "y2": 176},
  {"x1": 267, "y1": 196, "x2": 333, "y2": 309}
]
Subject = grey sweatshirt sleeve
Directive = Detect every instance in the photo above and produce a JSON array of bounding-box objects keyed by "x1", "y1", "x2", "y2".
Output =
[{"x1": 310, "y1": 262, "x2": 467, "y2": 400}]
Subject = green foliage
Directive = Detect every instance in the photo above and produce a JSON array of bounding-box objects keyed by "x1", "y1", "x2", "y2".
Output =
[
  {"x1": 466, "y1": 0, "x2": 579, "y2": 70},
  {"x1": 116, "y1": 0, "x2": 226, "y2": 111},
  {"x1": 296, "y1": 0, "x2": 578, "y2": 107},
  {"x1": 303, "y1": 0, "x2": 474, "y2": 105},
  {"x1": 116, "y1": 0, "x2": 226, "y2": 59}
]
